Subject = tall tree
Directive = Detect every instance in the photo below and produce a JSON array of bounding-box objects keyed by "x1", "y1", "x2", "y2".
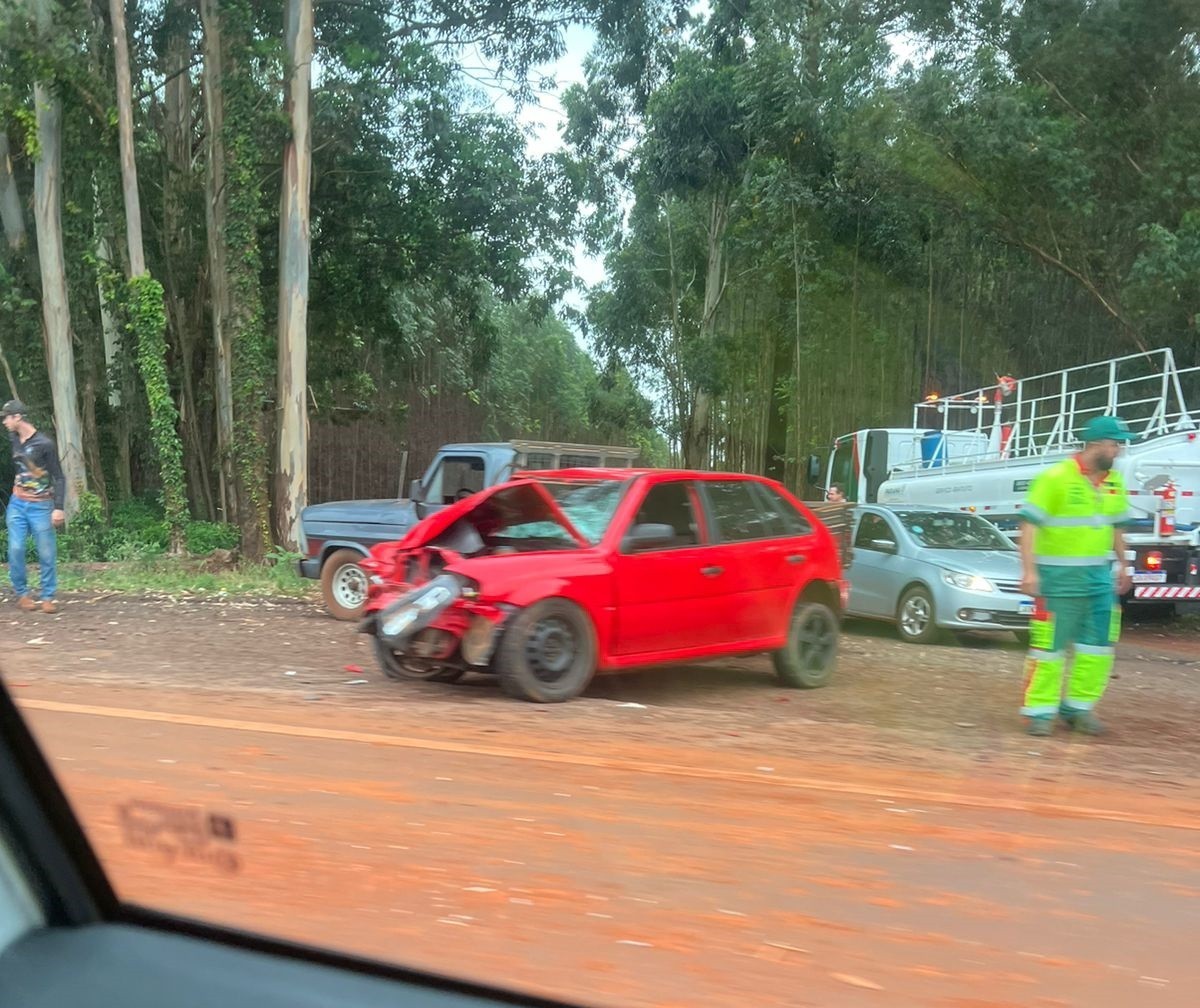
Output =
[
  {"x1": 274, "y1": 0, "x2": 313, "y2": 550},
  {"x1": 31, "y1": 0, "x2": 86, "y2": 516},
  {"x1": 109, "y1": 0, "x2": 189, "y2": 544},
  {"x1": 200, "y1": 0, "x2": 274, "y2": 560},
  {"x1": 0, "y1": 134, "x2": 25, "y2": 250},
  {"x1": 199, "y1": 0, "x2": 238, "y2": 526}
]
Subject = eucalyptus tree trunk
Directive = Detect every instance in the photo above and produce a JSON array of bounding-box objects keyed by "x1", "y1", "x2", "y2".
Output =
[
  {"x1": 201, "y1": 0, "x2": 273, "y2": 560},
  {"x1": 0, "y1": 134, "x2": 25, "y2": 251},
  {"x1": 32, "y1": 0, "x2": 86, "y2": 516},
  {"x1": 201, "y1": 0, "x2": 237, "y2": 526},
  {"x1": 162, "y1": 0, "x2": 216, "y2": 522},
  {"x1": 110, "y1": 0, "x2": 189, "y2": 547},
  {"x1": 274, "y1": 0, "x2": 313, "y2": 550},
  {"x1": 682, "y1": 190, "x2": 729, "y2": 469}
]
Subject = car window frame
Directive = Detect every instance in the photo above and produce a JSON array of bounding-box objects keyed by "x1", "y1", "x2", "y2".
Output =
[
  {"x1": 697, "y1": 477, "x2": 787, "y2": 545},
  {"x1": 854, "y1": 510, "x2": 898, "y2": 551},
  {"x1": 617, "y1": 478, "x2": 710, "y2": 554},
  {"x1": 747, "y1": 481, "x2": 814, "y2": 539},
  {"x1": 423, "y1": 454, "x2": 487, "y2": 506}
]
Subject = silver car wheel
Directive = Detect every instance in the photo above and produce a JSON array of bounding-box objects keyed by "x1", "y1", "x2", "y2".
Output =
[{"x1": 900, "y1": 595, "x2": 931, "y2": 637}]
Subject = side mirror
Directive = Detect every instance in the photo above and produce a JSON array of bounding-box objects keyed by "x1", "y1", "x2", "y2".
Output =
[
  {"x1": 624, "y1": 523, "x2": 677, "y2": 552},
  {"x1": 870, "y1": 538, "x2": 898, "y2": 554},
  {"x1": 806, "y1": 455, "x2": 822, "y2": 484},
  {"x1": 409, "y1": 478, "x2": 424, "y2": 502}
]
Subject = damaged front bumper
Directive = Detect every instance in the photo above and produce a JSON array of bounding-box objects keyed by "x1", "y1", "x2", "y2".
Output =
[{"x1": 359, "y1": 572, "x2": 512, "y2": 669}]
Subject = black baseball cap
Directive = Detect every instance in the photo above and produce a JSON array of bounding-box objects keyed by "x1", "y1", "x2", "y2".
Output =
[{"x1": 1, "y1": 399, "x2": 29, "y2": 417}]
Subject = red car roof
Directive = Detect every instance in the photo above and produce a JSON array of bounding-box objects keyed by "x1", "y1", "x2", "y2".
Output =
[{"x1": 518, "y1": 468, "x2": 777, "y2": 482}]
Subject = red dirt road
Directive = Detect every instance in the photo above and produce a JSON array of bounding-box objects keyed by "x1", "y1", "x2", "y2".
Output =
[{"x1": 5, "y1": 595, "x2": 1200, "y2": 1007}]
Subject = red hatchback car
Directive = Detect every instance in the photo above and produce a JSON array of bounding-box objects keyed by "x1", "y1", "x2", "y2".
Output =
[{"x1": 359, "y1": 469, "x2": 845, "y2": 702}]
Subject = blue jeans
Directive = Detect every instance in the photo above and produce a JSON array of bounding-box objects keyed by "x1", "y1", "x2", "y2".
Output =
[{"x1": 6, "y1": 497, "x2": 57, "y2": 601}]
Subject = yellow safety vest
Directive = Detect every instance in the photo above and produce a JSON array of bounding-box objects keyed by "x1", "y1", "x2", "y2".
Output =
[{"x1": 1020, "y1": 458, "x2": 1130, "y2": 567}]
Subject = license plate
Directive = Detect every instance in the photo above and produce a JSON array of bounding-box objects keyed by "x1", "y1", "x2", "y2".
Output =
[
  {"x1": 1018, "y1": 601, "x2": 1035, "y2": 616},
  {"x1": 1132, "y1": 572, "x2": 1167, "y2": 584}
]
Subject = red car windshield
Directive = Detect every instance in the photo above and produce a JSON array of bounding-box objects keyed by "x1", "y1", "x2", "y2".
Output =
[{"x1": 503, "y1": 478, "x2": 627, "y2": 547}]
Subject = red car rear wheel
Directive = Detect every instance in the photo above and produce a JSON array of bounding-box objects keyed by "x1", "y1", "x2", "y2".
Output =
[{"x1": 772, "y1": 601, "x2": 838, "y2": 689}]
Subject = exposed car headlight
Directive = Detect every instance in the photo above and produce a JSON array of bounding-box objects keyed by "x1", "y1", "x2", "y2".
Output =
[
  {"x1": 379, "y1": 574, "x2": 462, "y2": 639},
  {"x1": 381, "y1": 606, "x2": 422, "y2": 639},
  {"x1": 942, "y1": 570, "x2": 995, "y2": 593}
]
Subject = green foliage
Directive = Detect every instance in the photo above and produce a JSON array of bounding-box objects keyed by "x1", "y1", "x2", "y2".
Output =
[
  {"x1": 185, "y1": 520, "x2": 242, "y2": 556},
  {"x1": 1, "y1": 494, "x2": 240, "y2": 564},
  {"x1": 56, "y1": 491, "x2": 108, "y2": 562},
  {"x1": 222, "y1": 0, "x2": 275, "y2": 556},
  {"x1": 9, "y1": 0, "x2": 1200, "y2": 522},
  {"x1": 57, "y1": 559, "x2": 312, "y2": 599},
  {"x1": 127, "y1": 274, "x2": 189, "y2": 535},
  {"x1": 53, "y1": 495, "x2": 171, "y2": 563},
  {"x1": 479, "y1": 300, "x2": 665, "y2": 455}
]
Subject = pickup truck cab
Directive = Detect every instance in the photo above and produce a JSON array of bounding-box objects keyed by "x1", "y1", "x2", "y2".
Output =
[{"x1": 297, "y1": 440, "x2": 640, "y2": 619}]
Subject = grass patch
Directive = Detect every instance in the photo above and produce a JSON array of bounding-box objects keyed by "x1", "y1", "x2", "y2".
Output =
[{"x1": 57, "y1": 558, "x2": 316, "y2": 600}]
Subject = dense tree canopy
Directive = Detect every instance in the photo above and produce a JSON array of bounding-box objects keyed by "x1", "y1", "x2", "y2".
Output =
[{"x1": 2, "y1": 0, "x2": 1197, "y2": 550}]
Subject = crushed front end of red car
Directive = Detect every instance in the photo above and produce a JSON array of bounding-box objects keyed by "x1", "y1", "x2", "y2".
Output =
[
  {"x1": 358, "y1": 478, "x2": 589, "y2": 680},
  {"x1": 359, "y1": 552, "x2": 515, "y2": 678}
]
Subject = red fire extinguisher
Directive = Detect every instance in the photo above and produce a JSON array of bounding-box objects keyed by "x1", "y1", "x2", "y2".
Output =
[{"x1": 1158, "y1": 480, "x2": 1177, "y2": 537}]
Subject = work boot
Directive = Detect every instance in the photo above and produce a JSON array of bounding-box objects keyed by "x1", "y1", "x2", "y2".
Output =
[
  {"x1": 17, "y1": 595, "x2": 36, "y2": 612},
  {"x1": 1061, "y1": 708, "x2": 1104, "y2": 736},
  {"x1": 40, "y1": 599, "x2": 58, "y2": 615},
  {"x1": 1027, "y1": 715, "x2": 1054, "y2": 737}
]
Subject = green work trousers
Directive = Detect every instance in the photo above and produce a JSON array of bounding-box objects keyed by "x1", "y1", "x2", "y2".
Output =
[{"x1": 1021, "y1": 593, "x2": 1121, "y2": 717}]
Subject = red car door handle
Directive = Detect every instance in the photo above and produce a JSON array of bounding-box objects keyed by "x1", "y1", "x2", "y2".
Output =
[
  {"x1": 701, "y1": 565, "x2": 724, "y2": 577},
  {"x1": 787, "y1": 554, "x2": 807, "y2": 565}
]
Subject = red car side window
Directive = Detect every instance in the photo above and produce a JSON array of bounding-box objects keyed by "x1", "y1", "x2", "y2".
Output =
[
  {"x1": 631, "y1": 481, "x2": 702, "y2": 549},
  {"x1": 751, "y1": 483, "x2": 813, "y2": 537},
  {"x1": 705, "y1": 480, "x2": 776, "y2": 542}
]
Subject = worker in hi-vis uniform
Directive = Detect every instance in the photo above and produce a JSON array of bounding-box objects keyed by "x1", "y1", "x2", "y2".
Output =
[{"x1": 1017, "y1": 415, "x2": 1134, "y2": 737}]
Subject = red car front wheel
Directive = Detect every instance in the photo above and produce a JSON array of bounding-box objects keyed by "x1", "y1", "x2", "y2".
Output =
[{"x1": 497, "y1": 598, "x2": 597, "y2": 703}]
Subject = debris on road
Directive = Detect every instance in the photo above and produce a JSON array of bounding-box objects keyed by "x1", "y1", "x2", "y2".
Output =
[{"x1": 831, "y1": 973, "x2": 884, "y2": 991}]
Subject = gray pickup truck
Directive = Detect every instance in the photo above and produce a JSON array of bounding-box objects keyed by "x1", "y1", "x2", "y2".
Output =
[{"x1": 297, "y1": 439, "x2": 640, "y2": 619}]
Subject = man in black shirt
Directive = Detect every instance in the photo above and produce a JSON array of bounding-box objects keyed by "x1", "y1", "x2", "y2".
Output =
[{"x1": 3, "y1": 400, "x2": 65, "y2": 614}]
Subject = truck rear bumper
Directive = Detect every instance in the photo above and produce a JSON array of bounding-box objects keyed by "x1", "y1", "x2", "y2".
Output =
[{"x1": 1131, "y1": 585, "x2": 1200, "y2": 601}]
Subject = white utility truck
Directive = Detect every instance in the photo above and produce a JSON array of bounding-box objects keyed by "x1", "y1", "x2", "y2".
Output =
[{"x1": 823, "y1": 348, "x2": 1200, "y2": 606}]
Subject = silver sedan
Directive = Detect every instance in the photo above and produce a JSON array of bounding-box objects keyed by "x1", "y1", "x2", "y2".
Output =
[{"x1": 845, "y1": 506, "x2": 1034, "y2": 644}]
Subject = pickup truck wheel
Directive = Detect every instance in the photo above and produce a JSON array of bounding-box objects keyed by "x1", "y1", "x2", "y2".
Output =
[
  {"x1": 497, "y1": 599, "x2": 597, "y2": 703},
  {"x1": 321, "y1": 549, "x2": 369, "y2": 621},
  {"x1": 772, "y1": 601, "x2": 839, "y2": 689}
]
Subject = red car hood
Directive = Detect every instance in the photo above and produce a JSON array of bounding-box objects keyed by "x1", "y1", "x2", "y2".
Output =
[{"x1": 395, "y1": 479, "x2": 590, "y2": 551}]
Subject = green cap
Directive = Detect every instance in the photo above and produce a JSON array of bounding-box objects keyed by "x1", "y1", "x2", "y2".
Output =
[{"x1": 1082, "y1": 415, "x2": 1135, "y2": 443}]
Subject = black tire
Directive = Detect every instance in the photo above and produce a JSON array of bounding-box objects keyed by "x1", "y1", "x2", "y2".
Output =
[
  {"x1": 1012, "y1": 629, "x2": 1031, "y2": 648},
  {"x1": 772, "y1": 601, "x2": 839, "y2": 689},
  {"x1": 372, "y1": 636, "x2": 464, "y2": 683},
  {"x1": 496, "y1": 598, "x2": 597, "y2": 703},
  {"x1": 896, "y1": 586, "x2": 940, "y2": 645},
  {"x1": 321, "y1": 548, "x2": 369, "y2": 621}
]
